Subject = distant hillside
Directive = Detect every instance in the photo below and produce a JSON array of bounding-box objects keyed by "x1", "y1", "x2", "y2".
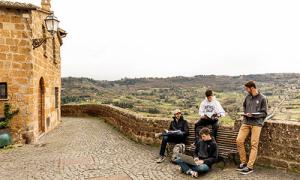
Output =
[
  {"x1": 61, "y1": 73, "x2": 300, "y2": 124},
  {"x1": 62, "y1": 73, "x2": 300, "y2": 102}
]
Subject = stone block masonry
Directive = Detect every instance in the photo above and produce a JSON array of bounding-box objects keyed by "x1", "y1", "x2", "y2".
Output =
[{"x1": 0, "y1": 1, "x2": 66, "y2": 143}]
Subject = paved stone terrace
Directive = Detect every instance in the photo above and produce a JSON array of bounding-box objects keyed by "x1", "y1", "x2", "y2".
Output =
[{"x1": 0, "y1": 117, "x2": 299, "y2": 180}]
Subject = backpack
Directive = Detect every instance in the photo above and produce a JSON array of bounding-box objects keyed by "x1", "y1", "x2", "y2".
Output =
[{"x1": 171, "y1": 143, "x2": 186, "y2": 162}]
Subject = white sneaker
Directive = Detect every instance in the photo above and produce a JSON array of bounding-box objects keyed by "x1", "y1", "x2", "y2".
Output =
[
  {"x1": 156, "y1": 156, "x2": 166, "y2": 163},
  {"x1": 190, "y1": 171, "x2": 198, "y2": 178}
]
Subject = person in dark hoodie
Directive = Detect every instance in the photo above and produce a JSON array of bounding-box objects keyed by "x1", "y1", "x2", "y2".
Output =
[
  {"x1": 155, "y1": 109, "x2": 189, "y2": 163},
  {"x1": 175, "y1": 127, "x2": 218, "y2": 178}
]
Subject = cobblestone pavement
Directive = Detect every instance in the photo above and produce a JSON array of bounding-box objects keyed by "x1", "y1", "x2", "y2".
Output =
[{"x1": 0, "y1": 117, "x2": 299, "y2": 180}]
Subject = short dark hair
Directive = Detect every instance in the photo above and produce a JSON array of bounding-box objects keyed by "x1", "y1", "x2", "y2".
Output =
[
  {"x1": 199, "y1": 127, "x2": 211, "y2": 136},
  {"x1": 244, "y1": 81, "x2": 256, "y2": 89},
  {"x1": 205, "y1": 89, "x2": 213, "y2": 97}
]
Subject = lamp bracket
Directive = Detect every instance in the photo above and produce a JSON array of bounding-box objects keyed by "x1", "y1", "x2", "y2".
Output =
[{"x1": 32, "y1": 37, "x2": 53, "y2": 49}]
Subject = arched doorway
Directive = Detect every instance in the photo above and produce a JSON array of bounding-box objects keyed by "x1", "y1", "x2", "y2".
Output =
[{"x1": 38, "y1": 77, "x2": 45, "y2": 133}]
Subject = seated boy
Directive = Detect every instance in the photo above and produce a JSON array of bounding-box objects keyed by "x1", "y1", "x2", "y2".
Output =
[
  {"x1": 155, "y1": 109, "x2": 189, "y2": 163},
  {"x1": 175, "y1": 127, "x2": 218, "y2": 178},
  {"x1": 195, "y1": 89, "x2": 225, "y2": 141}
]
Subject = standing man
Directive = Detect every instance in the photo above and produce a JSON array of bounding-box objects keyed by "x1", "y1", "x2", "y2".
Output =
[
  {"x1": 195, "y1": 89, "x2": 225, "y2": 140},
  {"x1": 236, "y1": 81, "x2": 268, "y2": 175},
  {"x1": 155, "y1": 109, "x2": 189, "y2": 163}
]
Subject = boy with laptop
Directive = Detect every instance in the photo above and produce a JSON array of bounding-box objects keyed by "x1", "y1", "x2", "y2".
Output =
[{"x1": 175, "y1": 127, "x2": 218, "y2": 178}]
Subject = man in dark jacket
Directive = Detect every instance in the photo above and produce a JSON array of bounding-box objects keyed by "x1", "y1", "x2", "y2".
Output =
[
  {"x1": 236, "y1": 81, "x2": 268, "y2": 175},
  {"x1": 175, "y1": 127, "x2": 218, "y2": 177},
  {"x1": 155, "y1": 109, "x2": 189, "y2": 163}
]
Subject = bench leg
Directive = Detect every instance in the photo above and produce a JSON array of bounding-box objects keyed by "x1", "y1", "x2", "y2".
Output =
[
  {"x1": 232, "y1": 153, "x2": 239, "y2": 165},
  {"x1": 218, "y1": 157, "x2": 226, "y2": 170}
]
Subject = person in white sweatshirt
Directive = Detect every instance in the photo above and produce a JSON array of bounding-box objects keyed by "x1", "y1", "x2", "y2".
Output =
[{"x1": 195, "y1": 89, "x2": 225, "y2": 140}]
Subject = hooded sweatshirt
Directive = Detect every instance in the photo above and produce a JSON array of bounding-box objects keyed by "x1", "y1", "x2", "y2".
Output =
[{"x1": 199, "y1": 97, "x2": 225, "y2": 118}]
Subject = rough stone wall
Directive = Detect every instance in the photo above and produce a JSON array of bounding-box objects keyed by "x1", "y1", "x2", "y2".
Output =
[
  {"x1": 29, "y1": 9, "x2": 61, "y2": 142},
  {"x1": 0, "y1": 7, "x2": 61, "y2": 143},
  {"x1": 61, "y1": 104, "x2": 300, "y2": 173},
  {"x1": 234, "y1": 119, "x2": 300, "y2": 173},
  {"x1": 0, "y1": 8, "x2": 34, "y2": 142}
]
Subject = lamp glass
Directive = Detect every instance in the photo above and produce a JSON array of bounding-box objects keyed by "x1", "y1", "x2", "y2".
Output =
[{"x1": 45, "y1": 14, "x2": 60, "y2": 35}]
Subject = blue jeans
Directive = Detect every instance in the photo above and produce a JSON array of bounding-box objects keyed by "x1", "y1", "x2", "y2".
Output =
[{"x1": 175, "y1": 159, "x2": 210, "y2": 174}]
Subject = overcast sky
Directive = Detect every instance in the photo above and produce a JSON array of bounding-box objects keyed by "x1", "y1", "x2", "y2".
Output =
[{"x1": 14, "y1": 0, "x2": 300, "y2": 80}]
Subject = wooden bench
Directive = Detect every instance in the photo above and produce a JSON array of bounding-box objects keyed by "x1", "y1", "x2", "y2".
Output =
[
  {"x1": 167, "y1": 124, "x2": 239, "y2": 168},
  {"x1": 187, "y1": 125, "x2": 239, "y2": 167}
]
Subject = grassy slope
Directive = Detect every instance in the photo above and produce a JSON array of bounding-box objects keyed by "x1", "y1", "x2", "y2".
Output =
[{"x1": 62, "y1": 73, "x2": 300, "y2": 126}]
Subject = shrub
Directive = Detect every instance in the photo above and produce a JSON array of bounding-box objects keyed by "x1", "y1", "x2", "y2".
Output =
[
  {"x1": 148, "y1": 108, "x2": 160, "y2": 114},
  {"x1": 113, "y1": 101, "x2": 134, "y2": 109},
  {"x1": 0, "y1": 103, "x2": 19, "y2": 129}
]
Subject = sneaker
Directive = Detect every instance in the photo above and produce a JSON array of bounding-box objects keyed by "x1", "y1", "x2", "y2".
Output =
[
  {"x1": 176, "y1": 166, "x2": 182, "y2": 173},
  {"x1": 156, "y1": 156, "x2": 166, "y2": 163},
  {"x1": 236, "y1": 163, "x2": 247, "y2": 171},
  {"x1": 154, "y1": 132, "x2": 163, "y2": 138},
  {"x1": 240, "y1": 167, "x2": 254, "y2": 175},
  {"x1": 189, "y1": 171, "x2": 198, "y2": 178}
]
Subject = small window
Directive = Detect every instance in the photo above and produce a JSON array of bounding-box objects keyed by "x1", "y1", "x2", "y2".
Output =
[
  {"x1": 55, "y1": 87, "x2": 59, "y2": 108},
  {"x1": 0, "y1": 83, "x2": 8, "y2": 99}
]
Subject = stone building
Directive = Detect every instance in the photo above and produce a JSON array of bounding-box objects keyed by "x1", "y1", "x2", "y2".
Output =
[{"x1": 0, "y1": 0, "x2": 66, "y2": 143}]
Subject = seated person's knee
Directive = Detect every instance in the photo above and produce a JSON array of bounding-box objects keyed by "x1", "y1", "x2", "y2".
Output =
[
  {"x1": 162, "y1": 135, "x2": 168, "y2": 142},
  {"x1": 198, "y1": 164, "x2": 210, "y2": 173}
]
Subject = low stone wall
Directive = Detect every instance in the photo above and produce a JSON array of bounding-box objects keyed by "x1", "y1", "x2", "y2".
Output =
[
  {"x1": 241, "y1": 120, "x2": 300, "y2": 173},
  {"x1": 61, "y1": 104, "x2": 171, "y2": 144},
  {"x1": 61, "y1": 104, "x2": 300, "y2": 173}
]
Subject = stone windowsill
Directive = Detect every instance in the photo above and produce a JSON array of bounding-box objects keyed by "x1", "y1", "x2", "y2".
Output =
[{"x1": 0, "y1": 98, "x2": 9, "y2": 101}]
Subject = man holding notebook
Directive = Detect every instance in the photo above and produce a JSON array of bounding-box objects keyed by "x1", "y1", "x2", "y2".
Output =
[
  {"x1": 155, "y1": 109, "x2": 189, "y2": 163},
  {"x1": 236, "y1": 81, "x2": 268, "y2": 175}
]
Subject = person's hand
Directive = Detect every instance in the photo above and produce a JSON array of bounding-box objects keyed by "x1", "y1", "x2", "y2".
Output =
[
  {"x1": 246, "y1": 113, "x2": 252, "y2": 117},
  {"x1": 212, "y1": 114, "x2": 220, "y2": 119},
  {"x1": 201, "y1": 115, "x2": 208, "y2": 119},
  {"x1": 195, "y1": 159, "x2": 204, "y2": 165},
  {"x1": 194, "y1": 157, "x2": 199, "y2": 162}
]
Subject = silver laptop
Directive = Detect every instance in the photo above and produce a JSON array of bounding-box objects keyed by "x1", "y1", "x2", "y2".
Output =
[{"x1": 178, "y1": 153, "x2": 197, "y2": 166}]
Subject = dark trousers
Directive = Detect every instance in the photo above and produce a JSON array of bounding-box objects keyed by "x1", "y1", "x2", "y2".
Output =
[
  {"x1": 159, "y1": 133, "x2": 185, "y2": 156},
  {"x1": 195, "y1": 118, "x2": 219, "y2": 140}
]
